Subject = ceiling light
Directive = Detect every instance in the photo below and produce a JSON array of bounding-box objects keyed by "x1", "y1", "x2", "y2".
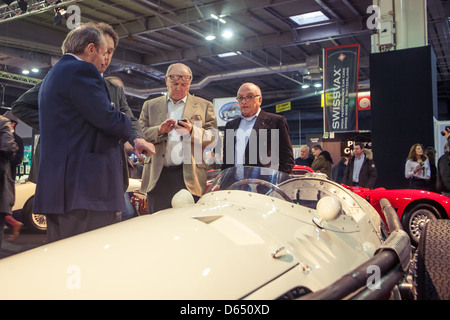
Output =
[
  {"x1": 31, "y1": 68, "x2": 39, "y2": 73},
  {"x1": 222, "y1": 29, "x2": 233, "y2": 39},
  {"x1": 314, "y1": 83, "x2": 322, "y2": 88},
  {"x1": 218, "y1": 51, "x2": 241, "y2": 58},
  {"x1": 290, "y1": 11, "x2": 329, "y2": 26},
  {"x1": 302, "y1": 84, "x2": 310, "y2": 89},
  {"x1": 211, "y1": 13, "x2": 226, "y2": 24},
  {"x1": 205, "y1": 35, "x2": 216, "y2": 41},
  {"x1": 22, "y1": 69, "x2": 30, "y2": 75}
]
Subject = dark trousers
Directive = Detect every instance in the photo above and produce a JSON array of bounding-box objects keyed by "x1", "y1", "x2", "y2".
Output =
[
  {"x1": 147, "y1": 165, "x2": 195, "y2": 214},
  {"x1": 409, "y1": 177, "x2": 432, "y2": 191},
  {"x1": 46, "y1": 209, "x2": 121, "y2": 243}
]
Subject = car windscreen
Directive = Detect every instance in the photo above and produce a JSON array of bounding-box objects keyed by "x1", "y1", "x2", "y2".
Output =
[{"x1": 207, "y1": 166, "x2": 292, "y2": 197}]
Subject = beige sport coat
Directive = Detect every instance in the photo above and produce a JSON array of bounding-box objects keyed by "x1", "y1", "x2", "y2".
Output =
[{"x1": 138, "y1": 94, "x2": 218, "y2": 197}]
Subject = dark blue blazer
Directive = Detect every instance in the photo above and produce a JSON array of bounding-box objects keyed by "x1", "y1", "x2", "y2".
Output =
[{"x1": 33, "y1": 55, "x2": 131, "y2": 214}]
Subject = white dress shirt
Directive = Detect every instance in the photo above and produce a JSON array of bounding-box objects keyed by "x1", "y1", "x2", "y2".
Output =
[
  {"x1": 235, "y1": 109, "x2": 261, "y2": 166},
  {"x1": 164, "y1": 96, "x2": 187, "y2": 166},
  {"x1": 405, "y1": 159, "x2": 431, "y2": 180}
]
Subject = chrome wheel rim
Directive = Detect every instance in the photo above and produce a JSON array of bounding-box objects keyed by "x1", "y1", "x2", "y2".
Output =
[
  {"x1": 409, "y1": 209, "x2": 436, "y2": 244},
  {"x1": 31, "y1": 213, "x2": 47, "y2": 231}
]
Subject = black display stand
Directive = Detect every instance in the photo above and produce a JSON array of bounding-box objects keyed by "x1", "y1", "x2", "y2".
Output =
[{"x1": 370, "y1": 46, "x2": 437, "y2": 189}]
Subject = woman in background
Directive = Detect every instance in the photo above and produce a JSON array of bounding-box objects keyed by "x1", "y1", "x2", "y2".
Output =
[{"x1": 405, "y1": 143, "x2": 431, "y2": 191}]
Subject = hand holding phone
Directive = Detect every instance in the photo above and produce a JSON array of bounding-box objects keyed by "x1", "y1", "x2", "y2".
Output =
[{"x1": 177, "y1": 118, "x2": 188, "y2": 127}]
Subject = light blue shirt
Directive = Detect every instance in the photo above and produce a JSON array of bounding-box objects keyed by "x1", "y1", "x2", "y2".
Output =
[
  {"x1": 352, "y1": 153, "x2": 365, "y2": 183},
  {"x1": 235, "y1": 109, "x2": 260, "y2": 166},
  {"x1": 165, "y1": 95, "x2": 187, "y2": 166}
]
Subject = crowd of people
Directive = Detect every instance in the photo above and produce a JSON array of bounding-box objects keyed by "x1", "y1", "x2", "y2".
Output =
[
  {"x1": 295, "y1": 141, "x2": 377, "y2": 188},
  {"x1": 0, "y1": 22, "x2": 292, "y2": 246},
  {"x1": 1, "y1": 21, "x2": 450, "y2": 248}
]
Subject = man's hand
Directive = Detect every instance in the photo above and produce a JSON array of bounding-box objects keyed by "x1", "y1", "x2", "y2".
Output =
[
  {"x1": 133, "y1": 137, "x2": 155, "y2": 161},
  {"x1": 158, "y1": 118, "x2": 177, "y2": 135},
  {"x1": 175, "y1": 118, "x2": 192, "y2": 136}
]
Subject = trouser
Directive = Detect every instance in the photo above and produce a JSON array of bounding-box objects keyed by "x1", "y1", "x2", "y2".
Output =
[
  {"x1": 147, "y1": 165, "x2": 187, "y2": 214},
  {"x1": 409, "y1": 177, "x2": 431, "y2": 191},
  {"x1": 46, "y1": 209, "x2": 121, "y2": 243},
  {"x1": 146, "y1": 165, "x2": 199, "y2": 214}
]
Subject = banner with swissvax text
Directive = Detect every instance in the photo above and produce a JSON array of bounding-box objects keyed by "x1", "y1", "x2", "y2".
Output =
[{"x1": 323, "y1": 44, "x2": 360, "y2": 132}]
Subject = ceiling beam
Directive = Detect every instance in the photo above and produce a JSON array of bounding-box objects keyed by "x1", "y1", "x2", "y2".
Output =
[{"x1": 142, "y1": 18, "x2": 369, "y2": 65}]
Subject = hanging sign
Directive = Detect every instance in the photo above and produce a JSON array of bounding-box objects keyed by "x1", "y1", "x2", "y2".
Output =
[
  {"x1": 276, "y1": 101, "x2": 291, "y2": 113},
  {"x1": 323, "y1": 44, "x2": 360, "y2": 132}
]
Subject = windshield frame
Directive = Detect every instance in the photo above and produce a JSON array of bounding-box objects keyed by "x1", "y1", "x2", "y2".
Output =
[{"x1": 207, "y1": 166, "x2": 293, "y2": 197}]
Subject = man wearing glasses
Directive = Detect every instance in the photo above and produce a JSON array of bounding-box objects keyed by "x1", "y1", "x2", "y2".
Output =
[
  {"x1": 222, "y1": 82, "x2": 294, "y2": 174},
  {"x1": 139, "y1": 63, "x2": 217, "y2": 213}
]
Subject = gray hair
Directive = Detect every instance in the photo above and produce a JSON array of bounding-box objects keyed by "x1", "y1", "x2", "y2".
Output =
[
  {"x1": 166, "y1": 63, "x2": 193, "y2": 78},
  {"x1": 61, "y1": 22, "x2": 104, "y2": 55}
]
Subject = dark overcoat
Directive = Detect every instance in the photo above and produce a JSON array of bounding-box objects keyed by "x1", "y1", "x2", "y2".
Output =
[{"x1": 0, "y1": 116, "x2": 18, "y2": 214}]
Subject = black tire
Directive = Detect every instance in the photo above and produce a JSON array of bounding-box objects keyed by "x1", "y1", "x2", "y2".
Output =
[
  {"x1": 415, "y1": 220, "x2": 450, "y2": 300},
  {"x1": 402, "y1": 203, "x2": 440, "y2": 246},
  {"x1": 22, "y1": 196, "x2": 47, "y2": 233}
]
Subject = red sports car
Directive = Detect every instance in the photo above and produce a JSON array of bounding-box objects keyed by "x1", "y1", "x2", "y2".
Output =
[
  {"x1": 346, "y1": 185, "x2": 450, "y2": 245},
  {"x1": 291, "y1": 165, "x2": 315, "y2": 176}
]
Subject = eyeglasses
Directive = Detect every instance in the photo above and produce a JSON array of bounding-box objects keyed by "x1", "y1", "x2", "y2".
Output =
[
  {"x1": 168, "y1": 74, "x2": 192, "y2": 81},
  {"x1": 236, "y1": 95, "x2": 261, "y2": 102}
]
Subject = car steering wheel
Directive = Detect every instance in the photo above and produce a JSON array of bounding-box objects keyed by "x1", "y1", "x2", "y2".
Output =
[{"x1": 228, "y1": 178, "x2": 292, "y2": 202}]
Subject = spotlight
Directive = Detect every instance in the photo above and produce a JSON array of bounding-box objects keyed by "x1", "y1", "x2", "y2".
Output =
[
  {"x1": 210, "y1": 13, "x2": 226, "y2": 24},
  {"x1": 53, "y1": 6, "x2": 66, "y2": 26},
  {"x1": 221, "y1": 29, "x2": 233, "y2": 39},
  {"x1": 205, "y1": 34, "x2": 216, "y2": 41}
]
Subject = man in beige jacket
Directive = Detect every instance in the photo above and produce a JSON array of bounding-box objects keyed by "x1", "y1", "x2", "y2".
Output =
[{"x1": 139, "y1": 63, "x2": 218, "y2": 213}]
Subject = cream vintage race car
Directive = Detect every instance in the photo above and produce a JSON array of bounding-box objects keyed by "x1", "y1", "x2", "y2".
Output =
[{"x1": 0, "y1": 167, "x2": 448, "y2": 300}]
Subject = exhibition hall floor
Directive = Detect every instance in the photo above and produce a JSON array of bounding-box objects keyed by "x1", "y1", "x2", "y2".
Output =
[{"x1": 0, "y1": 229, "x2": 47, "y2": 259}]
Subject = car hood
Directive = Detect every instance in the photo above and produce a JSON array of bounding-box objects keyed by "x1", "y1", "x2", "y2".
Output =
[{"x1": 0, "y1": 192, "x2": 302, "y2": 300}]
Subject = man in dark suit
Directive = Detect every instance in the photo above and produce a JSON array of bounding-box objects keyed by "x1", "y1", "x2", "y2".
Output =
[
  {"x1": 222, "y1": 82, "x2": 294, "y2": 174},
  {"x1": 11, "y1": 23, "x2": 155, "y2": 185},
  {"x1": 342, "y1": 141, "x2": 377, "y2": 188},
  {"x1": 33, "y1": 23, "x2": 132, "y2": 242},
  {"x1": 10, "y1": 83, "x2": 40, "y2": 183}
]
